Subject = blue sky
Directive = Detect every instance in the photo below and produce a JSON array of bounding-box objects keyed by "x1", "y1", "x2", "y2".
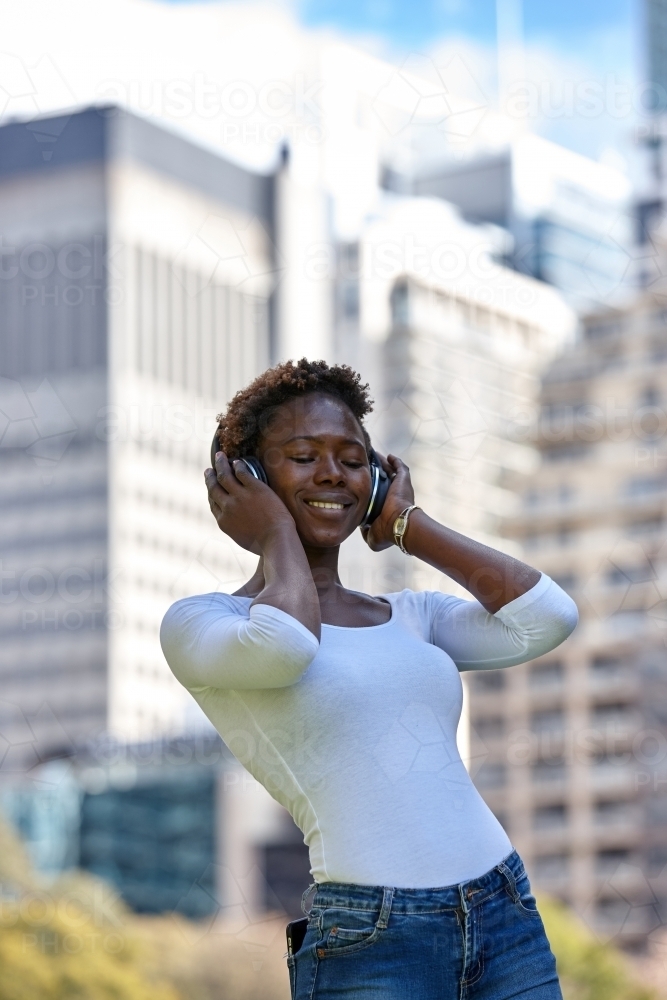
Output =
[
  {"x1": 163, "y1": 0, "x2": 644, "y2": 162},
  {"x1": 298, "y1": 0, "x2": 636, "y2": 56},
  {"x1": 163, "y1": 0, "x2": 637, "y2": 57}
]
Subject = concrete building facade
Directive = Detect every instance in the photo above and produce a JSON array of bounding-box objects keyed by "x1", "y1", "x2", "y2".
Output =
[
  {"x1": 468, "y1": 291, "x2": 667, "y2": 949},
  {"x1": 0, "y1": 105, "x2": 275, "y2": 755}
]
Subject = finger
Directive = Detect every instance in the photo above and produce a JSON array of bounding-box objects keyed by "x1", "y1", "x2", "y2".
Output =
[
  {"x1": 373, "y1": 450, "x2": 393, "y2": 477},
  {"x1": 214, "y1": 451, "x2": 239, "y2": 492},
  {"x1": 231, "y1": 458, "x2": 256, "y2": 482},
  {"x1": 386, "y1": 454, "x2": 409, "y2": 476},
  {"x1": 205, "y1": 467, "x2": 230, "y2": 504},
  {"x1": 207, "y1": 491, "x2": 222, "y2": 515}
]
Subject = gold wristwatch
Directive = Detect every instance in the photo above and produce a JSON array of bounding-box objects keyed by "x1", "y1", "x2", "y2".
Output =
[{"x1": 393, "y1": 505, "x2": 421, "y2": 554}]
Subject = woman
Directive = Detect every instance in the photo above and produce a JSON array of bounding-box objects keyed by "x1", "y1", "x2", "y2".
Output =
[{"x1": 160, "y1": 358, "x2": 578, "y2": 999}]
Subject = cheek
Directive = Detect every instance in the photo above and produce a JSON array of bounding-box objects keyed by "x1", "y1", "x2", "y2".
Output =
[{"x1": 264, "y1": 462, "x2": 308, "y2": 504}]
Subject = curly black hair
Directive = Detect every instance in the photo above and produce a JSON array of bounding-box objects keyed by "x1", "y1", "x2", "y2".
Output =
[{"x1": 215, "y1": 358, "x2": 374, "y2": 459}]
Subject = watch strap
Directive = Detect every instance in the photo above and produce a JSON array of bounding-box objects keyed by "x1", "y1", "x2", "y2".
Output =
[{"x1": 393, "y1": 505, "x2": 421, "y2": 554}]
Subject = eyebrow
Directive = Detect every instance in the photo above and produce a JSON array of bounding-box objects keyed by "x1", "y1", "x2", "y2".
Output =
[{"x1": 283, "y1": 435, "x2": 366, "y2": 447}]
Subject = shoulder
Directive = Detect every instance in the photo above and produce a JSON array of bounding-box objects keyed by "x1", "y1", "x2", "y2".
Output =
[
  {"x1": 381, "y1": 588, "x2": 464, "y2": 637},
  {"x1": 160, "y1": 592, "x2": 251, "y2": 635},
  {"x1": 382, "y1": 588, "x2": 465, "y2": 614}
]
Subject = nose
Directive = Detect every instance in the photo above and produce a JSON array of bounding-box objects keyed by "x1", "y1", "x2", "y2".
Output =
[{"x1": 314, "y1": 454, "x2": 346, "y2": 485}]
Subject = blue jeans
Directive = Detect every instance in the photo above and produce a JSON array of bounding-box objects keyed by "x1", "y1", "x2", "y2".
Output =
[{"x1": 287, "y1": 849, "x2": 562, "y2": 999}]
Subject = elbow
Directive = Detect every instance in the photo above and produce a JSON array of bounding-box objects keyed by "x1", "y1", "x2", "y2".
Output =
[
  {"x1": 535, "y1": 596, "x2": 579, "y2": 656},
  {"x1": 267, "y1": 652, "x2": 315, "y2": 688},
  {"x1": 553, "y1": 594, "x2": 579, "y2": 644}
]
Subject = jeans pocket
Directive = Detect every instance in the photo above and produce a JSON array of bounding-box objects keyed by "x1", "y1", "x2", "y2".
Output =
[
  {"x1": 316, "y1": 906, "x2": 384, "y2": 959},
  {"x1": 513, "y1": 871, "x2": 541, "y2": 916}
]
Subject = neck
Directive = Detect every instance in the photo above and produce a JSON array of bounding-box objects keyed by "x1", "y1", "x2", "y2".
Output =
[{"x1": 237, "y1": 544, "x2": 342, "y2": 600}]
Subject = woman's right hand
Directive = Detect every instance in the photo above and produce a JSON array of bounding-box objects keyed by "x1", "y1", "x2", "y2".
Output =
[{"x1": 205, "y1": 452, "x2": 296, "y2": 554}]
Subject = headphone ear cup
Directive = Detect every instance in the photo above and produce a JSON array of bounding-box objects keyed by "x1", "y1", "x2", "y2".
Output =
[
  {"x1": 361, "y1": 450, "x2": 390, "y2": 526},
  {"x1": 210, "y1": 432, "x2": 269, "y2": 485},
  {"x1": 239, "y1": 456, "x2": 269, "y2": 484},
  {"x1": 210, "y1": 430, "x2": 220, "y2": 469}
]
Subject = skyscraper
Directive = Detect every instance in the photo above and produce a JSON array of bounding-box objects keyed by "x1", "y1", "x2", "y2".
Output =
[{"x1": 0, "y1": 106, "x2": 275, "y2": 756}]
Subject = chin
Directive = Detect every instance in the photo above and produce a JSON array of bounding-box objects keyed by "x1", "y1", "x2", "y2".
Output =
[{"x1": 297, "y1": 526, "x2": 355, "y2": 548}]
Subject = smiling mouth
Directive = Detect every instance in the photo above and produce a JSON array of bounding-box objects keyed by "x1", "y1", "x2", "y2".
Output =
[{"x1": 305, "y1": 500, "x2": 348, "y2": 510}]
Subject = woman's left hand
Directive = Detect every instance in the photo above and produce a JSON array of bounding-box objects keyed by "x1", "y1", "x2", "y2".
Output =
[{"x1": 360, "y1": 453, "x2": 416, "y2": 551}]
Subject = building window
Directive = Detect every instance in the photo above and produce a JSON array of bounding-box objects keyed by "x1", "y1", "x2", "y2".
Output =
[
  {"x1": 647, "y1": 846, "x2": 667, "y2": 874},
  {"x1": 586, "y1": 320, "x2": 623, "y2": 338},
  {"x1": 606, "y1": 562, "x2": 654, "y2": 584},
  {"x1": 475, "y1": 763, "x2": 507, "y2": 790},
  {"x1": 529, "y1": 660, "x2": 564, "y2": 689},
  {"x1": 530, "y1": 709, "x2": 565, "y2": 734},
  {"x1": 473, "y1": 671, "x2": 506, "y2": 691},
  {"x1": 626, "y1": 515, "x2": 663, "y2": 534},
  {"x1": 624, "y1": 474, "x2": 667, "y2": 497},
  {"x1": 591, "y1": 702, "x2": 636, "y2": 728},
  {"x1": 533, "y1": 804, "x2": 567, "y2": 830},
  {"x1": 390, "y1": 280, "x2": 410, "y2": 326},
  {"x1": 593, "y1": 800, "x2": 636, "y2": 826},
  {"x1": 473, "y1": 716, "x2": 505, "y2": 740},
  {"x1": 531, "y1": 759, "x2": 567, "y2": 784},
  {"x1": 551, "y1": 573, "x2": 576, "y2": 593},
  {"x1": 595, "y1": 848, "x2": 630, "y2": 876},
  {"x1": 533, "y1": 853, "x2": 569, "y2": 879},
  {"x1": 590, "y1": 655, "x2": 629, "y2": 680}
]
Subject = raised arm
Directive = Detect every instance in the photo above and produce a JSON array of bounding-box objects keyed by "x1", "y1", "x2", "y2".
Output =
[
  {"x1": 363, "y1": 455, "x2": 543, "y2": 614},
  {"x1": 426, "y1": 574, "x2": 578, "y2": 671},
  {"x1": 205, "y1": 452, "x2": 321, "y2": 639},
  {"x1": 160, "y1": 594, "x2": 319, "y2": 690}
]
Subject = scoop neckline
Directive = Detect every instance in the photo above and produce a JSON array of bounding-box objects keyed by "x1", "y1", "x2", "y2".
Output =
[
  {"x1": 321, "y1": 596, "x2": 394, "y2": 631},
  {"x1": 230, "y1": 592, "x2": 395, "y2": 630}
]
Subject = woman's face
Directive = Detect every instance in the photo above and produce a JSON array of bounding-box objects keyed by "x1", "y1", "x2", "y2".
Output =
[{"x1": 256, "y1": 392, "x2": 373, "y2": 549}]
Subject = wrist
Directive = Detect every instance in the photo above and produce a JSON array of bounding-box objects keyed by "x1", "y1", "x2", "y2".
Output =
[
  {"x1": 392, "y1": 504, "x2": 423, "y2": 554},
  {"x1": 257, "y1": 518, "x2": 299, "y2": 550}
]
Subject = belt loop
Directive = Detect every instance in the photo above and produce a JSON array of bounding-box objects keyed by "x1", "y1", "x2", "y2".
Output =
[
  {"x1": 496, "y1": 862, "x2": 519, "y2": 903},
  {"x1": 301, "y1": 882, "x2": 318, "y2": 916},
  {"x1": 377, "y1": 887, "x2": 394, "y2": 929},
  {"x1": 458, "y1": 882, "x2": 470, "y2": 914}
]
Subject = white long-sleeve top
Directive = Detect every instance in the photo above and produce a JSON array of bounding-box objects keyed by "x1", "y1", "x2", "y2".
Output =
[{"x1": 160, "y1": 572, "x2": 578, "y2": 887}]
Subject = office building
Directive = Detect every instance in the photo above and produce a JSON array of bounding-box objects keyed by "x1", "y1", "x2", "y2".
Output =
[
  {"x1": 1, "y1": 736, "x2": 311, "y2": 920},
  {"x1": 411, "y1": 134, "x2": 633, "y2": 313},
  {"x1": 0, "y1": 105, "x2": 276, "y2": 755},
  {"x1": 469, "y1": 288, "x2": 667, "y2": 948},
  {"x1": 647, "y1": 0, "x2": 667, "y2": 111},
  {"x1": 335, "y1": 193, "x2": 575, "y2": 604}
]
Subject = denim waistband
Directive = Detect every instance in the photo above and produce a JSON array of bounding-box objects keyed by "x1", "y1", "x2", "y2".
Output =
[{"x1": 303, "y1": 849, "x2": 525, "y2": 916}]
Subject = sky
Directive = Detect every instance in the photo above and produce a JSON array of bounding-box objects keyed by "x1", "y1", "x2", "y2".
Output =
[
  {"x1": 161, "y1": 0, "x2": 642, "y2": 166},
  {"x1": 0, "y1": 0, "x2": 649, "y2": 176}
]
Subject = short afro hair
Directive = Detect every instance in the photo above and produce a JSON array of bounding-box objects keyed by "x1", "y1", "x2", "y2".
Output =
[{"x1": 215, "y1": 358, "x2": 374, "y2": 459}]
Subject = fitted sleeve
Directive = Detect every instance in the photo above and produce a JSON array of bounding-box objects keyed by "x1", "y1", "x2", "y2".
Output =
[
  {"x1": 428, "y1": 573, "x2": 578, "y2": 671},
  {"x1": 160, "y1": 595, "x2": 320, "y2": 691}
]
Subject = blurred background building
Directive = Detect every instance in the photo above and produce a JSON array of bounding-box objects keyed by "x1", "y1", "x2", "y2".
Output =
[
  {"x1": 467, "y1": 269, "x2": 667, "y2": 948},
  {"x1": 409, "y1": 134, "x2": 633, "y2": 314}
]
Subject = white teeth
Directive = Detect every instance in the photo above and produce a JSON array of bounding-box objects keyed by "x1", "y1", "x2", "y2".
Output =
[{"x1": 306, "y1": 501, "x2": 345, "y2": 509}]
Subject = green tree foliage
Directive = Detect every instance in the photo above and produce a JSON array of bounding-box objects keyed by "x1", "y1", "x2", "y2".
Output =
[
  {"x1": 539, "y1": 896, "x2": 660, "y2": 1000},
  {"x1": 0, "y1": 818, "x2": 178, "y2": 1000}
]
